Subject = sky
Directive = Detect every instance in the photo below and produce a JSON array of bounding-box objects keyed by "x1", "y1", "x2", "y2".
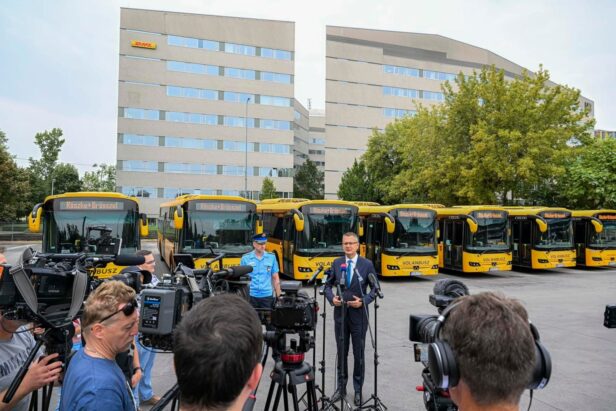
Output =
[{"x1": 1, "y1": 0, "x2": 614, "y2": 174}]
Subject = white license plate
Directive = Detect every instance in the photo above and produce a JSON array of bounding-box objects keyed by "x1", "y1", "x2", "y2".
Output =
[
  {"x1": 609, "y1": 262, "x2": 616, "y2": 267},
  {"x1": 556, "y1": 263, "x2": 564, "y2": 268},
  {"x1": 488, "y1": 266, "x2": 497, "y2": 271},
  {"x1": 410, "y1": 271, "x2": 422, "y2": 276}
]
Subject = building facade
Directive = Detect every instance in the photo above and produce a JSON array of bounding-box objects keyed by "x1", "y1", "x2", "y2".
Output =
[
  {"x1": 594, "y1": 129, "x2": 616, "y2": 140},
  {"x1": 324, "y1": 25, "x2": 594, "y2": 198},
  {"x1": 117, "y1": 8, "x2": 295, "y2": 215},
  {"x1": 308, "y1": 109, "x2": 326, "y2": 172}
]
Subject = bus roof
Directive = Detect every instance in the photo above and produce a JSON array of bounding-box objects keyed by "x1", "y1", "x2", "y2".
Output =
[
  {"x1": 351, "y1": 201, "x2": 380, "y2": 207},
  {"x1": 437, "y1": 205, "x2": 508, "y2": 216},
  {"x1": 358, "y1": 204, "x2": 441, "y2": 216},
  {"x1": 159, "y1": 194, "x2": 257, "y2": 208},
  {"x1": 43, "y1": 191, "x2": 139, "y2": 204},
  {"x1": 572, "y1": 210, "x2": 616, "y2": 218},
  {"x1": 504, "y1": 207, "x2": 572, "y2": 216},
  {"x1": 257, "y1": 199, "x2": 358, "y2": 213}
]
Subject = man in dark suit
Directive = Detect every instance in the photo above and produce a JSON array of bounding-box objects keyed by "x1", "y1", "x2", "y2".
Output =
[{"x1": 325, "y1": 232, "x2": 378, "y2": 406}]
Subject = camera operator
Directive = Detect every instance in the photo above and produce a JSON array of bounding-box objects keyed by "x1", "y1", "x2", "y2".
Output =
[
  {"x1": 440, "y1": 292, "x2": 536, "y2": 411},
  {"x1": 174, "y1": 294, "x2": 263, "y2": 411},
  {"x1": 325, "y1": 232, "x2": 377, "y2": 406},
  {"x1": 120, "y1": 250, "x2": 161, "y2": 408},
  {"x1": 59, "y1": 281, "x2": 139, "y2": 410},
  {"x1": 240, "y1": 233, "x2": 281, "y2": 309}
]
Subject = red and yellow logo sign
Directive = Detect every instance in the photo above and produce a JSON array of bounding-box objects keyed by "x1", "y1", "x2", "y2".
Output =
[{"x1": 131, "y1": 40, "x2": 157, "y2": 49}]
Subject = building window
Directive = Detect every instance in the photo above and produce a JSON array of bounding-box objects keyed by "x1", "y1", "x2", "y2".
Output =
[
  {"x1": 224, "y1": 43, "x2": 256, "y2": 56},
  {"x1": 164, "y1": 136, "x2": 217, "y2": 150},
  {"x1": 122, "y1": 134, "x2": 159, "y2": 146},
  {"x1": 383, "y1": 86, "x2": 418, "y2": 99},
  {"x1": 423, "y1": 70, "x2": 456, "y2": 81},
  {"x1": 383, "y1": 108, "x2": 417, "y2": 118},
  {"x1": 259, "y1": 143, "x2": 290, "y2": 154},
  {"x1": 165, "y1": 112, "x2": 218, "y2": 125},
  {"x1": 224, "y1": 67, "x2": 256, "y2": 80},
  {"x1": 223, "y1": 91, "x2": 255, "y2": 103},
  {"x1": 164, "y1": 163, "x2": 217, "y2": 175},
  {"x1": 260, "y1": 48, "x2": 292, "y2": 60},
  {"x1": 311, "y1": 138, "x2": 325, "y2": 145},
  {"x1": 123, "y1": 108, "x2": 159, "y2": 120},
  {"x1": 167, "y1": 35, "x2": 219, "y2": 51},
  {"x1": 260, "y1": 71, "x2": 292, "y2": 84},
  {"x1": 167, "y1": 86, "x2": 218, "y2": 100},
  {"x1": 223, "y1": 116, "x2": 255, "y2": 128},
  {"x1": 122, "y1": 186, "x2": 157, "y2": 198},
  {"x1": 260, "y1": 119, "x2": 291, "y2": 130},
  {"x1": 167, "y1": 61, "x2": 218, "y2": 76},
  {"x1": 423, "y1": 91, "x2": 445, "y2": 101},
  {"x1": 260, "y1": 95, "x2": 291, "y2": 107},
  {"x1": 222, "y1": 141, "x2": 255, "y2": 152},
  {"x1": 122, "y1": 160, "x2": 158, "y2": 172},
  {"x1": 222, "y1": 165, "x2": 249, "y2": 176},
  {"x1": 383, "y1": 64, "x2": 419, "y2": 77}
]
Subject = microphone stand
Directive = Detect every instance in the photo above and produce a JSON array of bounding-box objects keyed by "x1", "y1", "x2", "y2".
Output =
[
  {"x1": 358, "y1": 273, "x2": 386, "y2": 411},
  {"x1": 318, "y1": 270, "x2": 340, "y2": 411},
  {"x1": 335, "y1": 270, "x2": 352, "y2": 411}
]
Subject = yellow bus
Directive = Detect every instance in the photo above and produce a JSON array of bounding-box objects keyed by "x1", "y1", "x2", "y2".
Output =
[
  {"x1": 257, "y1": 199, "x2": 360, "y2": 280},
  {"x1": 506, "y1": 207, "x2": 576, "y2": 269},
  {"x1": 572, "y1": 210, "x2": 616, "y2": 267},
  {"x1": 437, "y1": 206, "x2": 512, "y2": 273},
  {"x1": 158, "y1": 195, "x2": 260, "y2": 270},
  {"x1": 27, "y1": 192, "x2": 149, "y2": 278},
  {"x1": 359, "y1": 204, "x2": 440, "y2": 277}
]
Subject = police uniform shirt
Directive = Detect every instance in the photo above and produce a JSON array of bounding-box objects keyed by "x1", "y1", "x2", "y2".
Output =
[{"x1": 240, "y1": 251, "x2": 279, "y2": 298}]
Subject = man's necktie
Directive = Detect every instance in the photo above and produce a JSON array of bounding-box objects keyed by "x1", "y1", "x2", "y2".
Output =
[{"x1": 347, "y1": 260, "x2": 352, "y2": 286}]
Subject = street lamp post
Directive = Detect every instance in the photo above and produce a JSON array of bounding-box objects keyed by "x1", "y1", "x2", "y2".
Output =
[{"x1": 244, "y1": 97, "x2": 251, "y2": 199}]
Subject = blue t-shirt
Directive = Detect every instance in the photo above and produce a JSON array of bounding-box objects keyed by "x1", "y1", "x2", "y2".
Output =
[
  {"x1": 240, "y1": 250, "x2": 279, "y2": 298},
  {"x1": 59, "y1": 349, "x2": 136, "y2": 411}
]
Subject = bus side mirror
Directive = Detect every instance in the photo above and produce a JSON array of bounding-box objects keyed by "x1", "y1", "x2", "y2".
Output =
[
  {"x1": 436, "y1": 228, "x2": 441, "y2": 239},
  {"x1": 140, "y1": 213, "x2": 149, "y2": 237},
  {"x1": 256, "y1": 219, "x2": 264, "y2": 234},
  {"x1": 359, "y1": 220, "x2": 365, "y2": 237},
  {"x1": 291, "y1": 209, "x2": 304, "y2": 232},
  {"x1": 535, "y1": 218, "x2": 548, "y2": 233},
  {"x1": 466, "y1": 217, "x2": 478, "y2": 234},
  {"x1": 28, "y1": 203, "x2": 43, "y2": 233},
  {"x1": 384, "y1": 213, "x2": 395, "y2": 234},
  {"x1": 590, "y1": 218, "x2": 603, "y2": 234},
  {"x1": 173, "y1": 206, "x2": 184, "y2": 230}
]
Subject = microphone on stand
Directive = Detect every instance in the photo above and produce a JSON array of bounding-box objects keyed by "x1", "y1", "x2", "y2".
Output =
[
  {"x1": 368, "y1": 273, "x2": 384, "y2": 299},
  {"x1": 337, "y1": 263, "x2": 347, "y2": 298}
]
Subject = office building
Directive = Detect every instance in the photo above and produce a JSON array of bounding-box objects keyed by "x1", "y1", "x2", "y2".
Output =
[
  {"x1": 117, "y1": 8, "x2": 295, "y2": 215},
  {"x1": 324, "y1": 25, "x2": 595, "y2": 198}
]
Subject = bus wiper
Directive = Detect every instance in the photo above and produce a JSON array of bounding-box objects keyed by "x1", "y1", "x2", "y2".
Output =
[
  {"x1": 396, "y1": 251, "x2": 415, "y2": 259},
  {"x1": 309, "y1": 250, "x2": 330, "y2": 261}
]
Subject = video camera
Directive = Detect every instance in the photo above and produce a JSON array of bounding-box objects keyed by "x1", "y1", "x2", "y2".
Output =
[
  {"x1": 408, "y1": 279, "x2": 469, "y2": 411},
  {"x1": 260, "y1": 281, "x2": 318, "y2": 362},
  {"x1": 138, "y1": 253, "x2": 252, "y2": 351}
]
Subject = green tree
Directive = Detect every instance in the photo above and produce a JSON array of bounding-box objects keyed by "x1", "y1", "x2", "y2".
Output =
[
  {"x1": 361, "y1": 65, "x2": 594, "y2": 205},
  {"x1": 52, "y1": 163, "x2": 82, "y2": 195},
  {"x1": 260, "y1": 177, "x2": 278, "y2": 200},
  {"x1": 81, "y1": 164, "x2": 116, "y2": 192},
  {"x1": 28, "y1": 128, "x2": 65, "y2": 204},
  {"x1": 294, "y1": 160, "x2": 324, "y2": 199},
  {"x1": 337, "y1": 159, "x2": 380, "y2": 202},
  {"x1": 556, "y1": 138, "x2": 616, "y2": 208},
  {"x1": 0, "y1": 130, "x2": 30, "y2": 220}
]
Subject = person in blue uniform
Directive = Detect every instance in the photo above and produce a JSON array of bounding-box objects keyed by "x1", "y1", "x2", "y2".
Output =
[
  {"x1": 325, "y1": 232, "x2": 378, "y2": 407},
  {"x1": 240, "y1": 233, "x2": 281, "y2": 309}
]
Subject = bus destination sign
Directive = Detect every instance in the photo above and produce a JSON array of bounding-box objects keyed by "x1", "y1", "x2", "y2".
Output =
[
  {"x1": 474, "y1": 211, "x2": 506, "y2": 219},
  {"x1": 398, "y1": 210, "x2": 433, "y2": 218},
  {"x1": 194, "y1": 202, "x2": 248, "y2": 212},
  {"x1": 59, "y1": 200, "x2": 125, "y2": 211},
  {"x1": 597, "y1": 214, "x2": 616, "y2": 220},
  {"x1": 308, "y1": 206, "x2": 352, "y2": 215},
  {"x1": 542, "y1": 212, "x2": 570, "y2": 219}
]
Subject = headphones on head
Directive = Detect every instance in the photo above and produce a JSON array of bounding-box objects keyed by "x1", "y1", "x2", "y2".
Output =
[{"x1": 427, "y1": 300, "x2": 552, "y2": 391}]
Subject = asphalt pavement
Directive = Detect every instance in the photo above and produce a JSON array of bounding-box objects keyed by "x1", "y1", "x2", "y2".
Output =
[{"x1": 2, "y1": 242, "x2": 616, "y2": 411}]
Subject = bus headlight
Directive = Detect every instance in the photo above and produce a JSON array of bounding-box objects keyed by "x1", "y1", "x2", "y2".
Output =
[
  {"x1": 386, "y1": 265, "x2": 400, "y2": 270},
  {"x1": 297, "y1": 267, "x2": 312, "y2": 273},
  {"x1": 469, "y1": 262, "x2": 481, "y2": 267},
  {"x1": 538, "y1": 259, "x2": 549, "y2": 264}
]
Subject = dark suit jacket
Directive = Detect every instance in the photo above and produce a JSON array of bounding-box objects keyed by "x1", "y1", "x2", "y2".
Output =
[{"x1": 325, "y1": 255, "x2": 377, "y2": 320}]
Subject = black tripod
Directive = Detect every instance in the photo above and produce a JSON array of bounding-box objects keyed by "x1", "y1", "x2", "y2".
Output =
[
  {"x1": 264, "y1": 355, "x2": 318, "y2": 411},
  {"x1": 150, "y1": 383, "x2": 181, "y2": 411},
  {"x1": 331, "y1": 276, "x2": 353, "y2": 411},
  {"x1": 357, "y1": 276, "x2": 386, "y2": 411}
]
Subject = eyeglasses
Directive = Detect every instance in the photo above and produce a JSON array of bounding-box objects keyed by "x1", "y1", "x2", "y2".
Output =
[
  {"x1": 342, "y1": 242, "x2": 358, "y2": 246},
  {"x1": 98, "y1": 299, "x2": 138, "y2": 324}
]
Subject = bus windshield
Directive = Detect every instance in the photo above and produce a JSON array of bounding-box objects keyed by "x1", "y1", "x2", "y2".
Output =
[
  {"x1": 466, "y1": 214, "x2": 509, "y2": 252},
  {"x1": 536, "y1": 218, "x2": 573, "y2": 249},
  {"x1": 183, "y1": 210, "x2": 255, "y2": 255},
  {"x1": 385, "y1": 210, "x2": 436, "y2": 253},
  {"x1": 297, "y1": 206, "x2": 357, "y2": 253},
  {"x1": 45, "y1": 199, "x2": 138, "y2": 254},
  {"x1": 590, "y1": 219, "x2": 616, "y2": 248}
]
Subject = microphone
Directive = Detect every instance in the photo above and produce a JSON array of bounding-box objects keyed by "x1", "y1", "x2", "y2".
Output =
[
  {"x1": 92, "y1": 254, "x2": 146, "y2": 266},
  {"x1": 340, "y1": 264, "x2": 347, "y2": 287},
  {"x1": 211, "y1": 265, "x2": 253, "y2": 281},
  {"x1": 368, "y1": 273, "x2": 384, "y2": 299},
  {"x1": 307, "y1": 264, "x2": 324, "y2": 285}
]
